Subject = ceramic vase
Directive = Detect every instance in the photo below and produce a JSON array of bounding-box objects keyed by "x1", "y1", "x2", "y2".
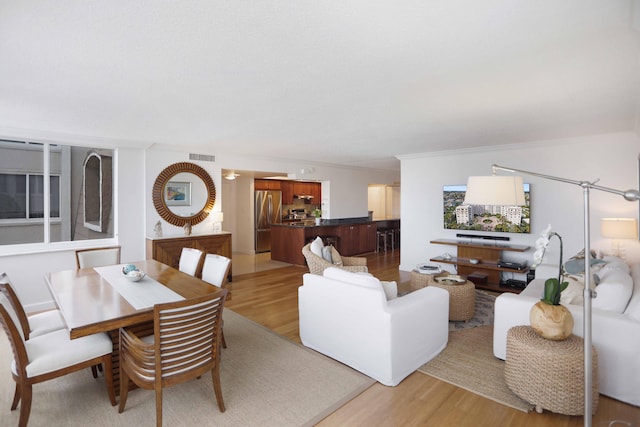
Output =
[{"x1": 529, "y1": 300, "x2": 573, "y2": 340}]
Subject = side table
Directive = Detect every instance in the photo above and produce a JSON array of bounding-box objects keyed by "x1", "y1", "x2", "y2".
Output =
[
  {"x1": 504, "y1": 325, "x2": 599, "y2": 415},
  {"x1": 411, "y1": 271, "x2": 475, "y2": 321}
]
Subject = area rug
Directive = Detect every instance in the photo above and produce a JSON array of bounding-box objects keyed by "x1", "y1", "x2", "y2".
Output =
[
  {"x1": 0, "y1": 309, "x2": 375, "y2": 427},
  {"x1": 449, "y1": 289, "x2": 495, "y2": 331},
  {"x1": 418, "y1": 325, "x2": 534, "y2": 413}
]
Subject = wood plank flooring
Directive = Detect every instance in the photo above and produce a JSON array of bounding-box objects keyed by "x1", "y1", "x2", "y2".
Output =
[{"x1": 225, "y1": 250, "x2": 639, "y2": 427}]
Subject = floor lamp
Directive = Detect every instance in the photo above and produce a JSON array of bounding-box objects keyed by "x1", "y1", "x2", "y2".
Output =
[{"x1": 465, "y1": 162, "x2": 640, "y2": 427}]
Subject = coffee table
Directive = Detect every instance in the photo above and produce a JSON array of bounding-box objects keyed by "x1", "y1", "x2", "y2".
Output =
[{"x1": 410, "y1": 272, "x2": 475, "y2": 321}]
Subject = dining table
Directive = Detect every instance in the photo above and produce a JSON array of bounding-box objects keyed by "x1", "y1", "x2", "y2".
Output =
[{"x1": 45, "y1": 259, "x2": 218, "y2": 400}]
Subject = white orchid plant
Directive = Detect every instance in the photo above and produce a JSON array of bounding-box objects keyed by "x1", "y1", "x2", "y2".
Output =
[{"x1": 532, "y1": 225, "x2": 568, "y2": 305}]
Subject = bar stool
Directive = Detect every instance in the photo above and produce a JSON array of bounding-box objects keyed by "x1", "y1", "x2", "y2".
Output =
[
  {"x1": 324, "y1": 236, "x2": 339, "y2": 247},
  {"x1": 376, "y1": 230, "x2": 388, "y2": 252},
  {"x1": 386, "y1": 229, "x2": 395, "y2": 251}
]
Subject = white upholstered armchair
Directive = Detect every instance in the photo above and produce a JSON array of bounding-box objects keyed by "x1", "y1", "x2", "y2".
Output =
[{"x1": 299, "y1": 268, "x2": 449, "y2": 386}]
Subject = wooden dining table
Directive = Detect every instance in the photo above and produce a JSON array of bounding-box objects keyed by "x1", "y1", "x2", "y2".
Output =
[{"x1": 45, "y1": 259, "x2": 218, "y2": 400}]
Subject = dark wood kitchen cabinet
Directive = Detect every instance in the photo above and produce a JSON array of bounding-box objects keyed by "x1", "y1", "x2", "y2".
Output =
[
  {"x1": 254, "y1": 179, "x2": 281, "y2": 191},
  {"x1": 337, "y1": 223, "x2": 376, "y2": 256},
  {"x1": 281, "y1": 180, "x2": 294, "y2": 204}
]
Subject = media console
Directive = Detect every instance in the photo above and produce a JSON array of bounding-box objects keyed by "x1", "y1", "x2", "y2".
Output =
[{"x1": 429, "y1": 239, "x2": 530, "y2": 294}]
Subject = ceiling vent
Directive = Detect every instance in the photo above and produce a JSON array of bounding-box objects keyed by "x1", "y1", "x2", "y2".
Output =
[{"x1": 189, "y1": 153, "x2": 215, "y2": 162}]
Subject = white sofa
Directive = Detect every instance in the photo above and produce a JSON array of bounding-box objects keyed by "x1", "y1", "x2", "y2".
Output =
[
  {"x1": 494, "y1": 261, "x2": 640, "y2": 406},
  {"x1": 299, "y1": 268, "x2": 449, "y2": 386}
]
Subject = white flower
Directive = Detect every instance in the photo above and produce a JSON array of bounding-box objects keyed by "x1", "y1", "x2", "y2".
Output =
[{"x1": 531, "y1": 224, "x2": 553, "y2": 268}]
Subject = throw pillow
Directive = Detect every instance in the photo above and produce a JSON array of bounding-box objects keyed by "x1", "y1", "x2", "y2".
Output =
[
  {"x1": 310, "y1": 236, "x2": 324, "y2": 258},
  {"x1": 591, "y1": 267, "x2": 634, "y2": 313},
  {"x1": 560, "y1": 276, "x2": 584, "y2": 306},
  {"x1": 380, "y1": 281, "x2": 398, "y2": 300},
  {"x1": 321, "y1": 246, "x2": 333, "y2": 263},
  {"x1": 330, "y1": 247, "x2": 343, "y2": 266},
  {"x1": 563, "y1": 248, "x2": 606, "y2": 275}
]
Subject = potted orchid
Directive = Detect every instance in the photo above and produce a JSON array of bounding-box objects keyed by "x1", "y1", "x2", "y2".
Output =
[{"x1": 529, "y1": 225, "x2": 573, "y2": 340}]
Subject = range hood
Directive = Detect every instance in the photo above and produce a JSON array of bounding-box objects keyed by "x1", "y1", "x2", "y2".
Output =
[{"x1": 293, "y1": 194, "x2": 314, "y2": 200}]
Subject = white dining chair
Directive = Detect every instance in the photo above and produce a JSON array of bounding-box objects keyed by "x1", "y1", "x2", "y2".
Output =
[
  {"x1": 75, "y1": 246, "x2": 121, "y2": 269},
  {"x1": 201, "y1": 254, "x2": 231, "y2": 288},
  {"x1": 0, "y1": 272, "x2": 65, "y2": 340},
  {"x1": 178, "y1": 248, "x2": 204, "y2": 277},
  {"x1": 0, "y1": 295, "x2": 116, "y2": 427},
  {"x1": 202, "y1": 253, "x2": 232, "y2": 348}
]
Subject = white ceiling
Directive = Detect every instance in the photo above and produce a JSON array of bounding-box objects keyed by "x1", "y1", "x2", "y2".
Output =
[{"x1": 1, "y1": 1, "x2": 639, "y2": 171}]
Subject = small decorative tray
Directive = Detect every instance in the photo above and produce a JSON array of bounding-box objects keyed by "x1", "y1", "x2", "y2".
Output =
[
  {"x1": 416, "y1": 264, "x2": 442, "y2": 274},
  {"x1": 434, "y1": 275, "x2": 466, "y2": 285}
]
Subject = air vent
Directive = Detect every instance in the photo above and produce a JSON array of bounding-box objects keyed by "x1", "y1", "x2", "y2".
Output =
[{"x1": 189, "y1": 153, "x2": 215, "y2": 162}]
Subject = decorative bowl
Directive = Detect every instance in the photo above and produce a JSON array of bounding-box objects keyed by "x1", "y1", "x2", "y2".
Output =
[
  {"x1": 435, "y1": 275, "x2": 466, "y2": 285},
  {"x1": 416, "y1": 264, "x2": 442, "y2": 275},
  {"x1": 124, "y1": 270, "x2": 146, "y2": 282},
  {"x1": 122, "y1": 264, "x2": 139, "y2": 275}
]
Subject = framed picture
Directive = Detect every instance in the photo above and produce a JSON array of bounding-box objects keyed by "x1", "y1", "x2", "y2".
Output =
[{"x1": 165, "y1": 181, "x2": 191, "y2": 206}]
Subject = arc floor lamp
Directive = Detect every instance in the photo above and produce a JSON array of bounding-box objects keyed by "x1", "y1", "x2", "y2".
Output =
[{"x1": 465, "y1": 157, "x2": 640, "y2": 427}]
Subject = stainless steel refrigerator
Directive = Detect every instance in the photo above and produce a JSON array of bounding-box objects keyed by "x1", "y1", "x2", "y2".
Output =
[{"x1": 255, "y1": 190, "x2": 282, "y2": 253}]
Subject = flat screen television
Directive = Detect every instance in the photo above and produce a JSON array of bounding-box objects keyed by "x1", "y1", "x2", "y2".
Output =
[{"x1": 443, "y1": 183, "x2": 530, "y2": 234}]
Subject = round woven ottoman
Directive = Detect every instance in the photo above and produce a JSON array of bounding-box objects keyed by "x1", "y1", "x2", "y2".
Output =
[
  {"x1": 504, "y1": 325, "x2": 599, "y2": 415},
  {"x1": 428, "y1": 279, "x2": 475, "y2": 321},
  {"x1": 410, "y1": 270, "x2": 447, "y2": 290}
]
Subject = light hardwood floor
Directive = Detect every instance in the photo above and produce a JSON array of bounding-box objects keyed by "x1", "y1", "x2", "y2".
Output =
[{"x1": 225, "y1": 250, "x2": 639, "y2": 427}]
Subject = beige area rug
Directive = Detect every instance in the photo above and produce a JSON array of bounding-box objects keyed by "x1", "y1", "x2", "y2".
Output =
[
  {"x1": 418, "y1": 325, "x2": 535, "y2": 413},
  {"x1": 0, "y1": 309, "x2": 374, "y2": 427}
]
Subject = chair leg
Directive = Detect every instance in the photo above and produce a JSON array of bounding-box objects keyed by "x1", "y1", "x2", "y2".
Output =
[
  {"x1": 118, "y1": 371, "x2": 130, "y2": 414},
  {"x1": 91, "y1": 365, "x2": 99, "y2": 378},
  {"x1": 11, "y1": 382, "x2": 20, "y2": 410},
  {"x1": 211, "y1": 364, "x2": 226, "y2": 412},
  {"x1": 221, "y1": 328, "x2": 227, "y2": 349},
  {"x1": 18, "y1": 383, "x2": 32, "y2": 427},
  {"x1": 155, "y1": 386, "x2": 163, "y2": 427},
  {"x1": 102, "y1": 355, "x2": 116, "y2": 406}
]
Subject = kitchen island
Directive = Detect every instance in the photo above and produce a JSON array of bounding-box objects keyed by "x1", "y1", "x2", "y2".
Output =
[{"x1": 271, "y1": 218, "x2": 399, "y2": 266}]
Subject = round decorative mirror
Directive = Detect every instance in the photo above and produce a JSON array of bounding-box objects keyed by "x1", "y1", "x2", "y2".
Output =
[{"x1": 152, "y1": 162, "x2": 216, "y2": 227}]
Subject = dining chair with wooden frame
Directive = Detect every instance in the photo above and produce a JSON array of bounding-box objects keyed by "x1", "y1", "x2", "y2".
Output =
[
  {"x1": 118, "y1": 289, "x2": 227, "y2": 427},
  {"x1": 0, "y1": 296, "x2": 116, "y2": 427},
  {"x1": 0, "y1": 273, "x2": 65, "y2": 340}
]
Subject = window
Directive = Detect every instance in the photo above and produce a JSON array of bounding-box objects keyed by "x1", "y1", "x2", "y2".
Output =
[
  {"x1": 0, "y1": 174, "x2": 60, "y2": 220},
  {"x1": 0, "y1": 140, "x2": 114, "y2": 246}
]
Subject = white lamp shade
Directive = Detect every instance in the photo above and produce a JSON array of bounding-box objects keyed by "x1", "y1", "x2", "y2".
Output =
[
  {"x1": 464, "y1": 176, "x2": 525, "y2": 206},
  {"x1": 601, "y1": 218, "x2": 637, "y2": 239}
]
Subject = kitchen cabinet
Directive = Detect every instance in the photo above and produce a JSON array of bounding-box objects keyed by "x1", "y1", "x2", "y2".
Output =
[
  {"x1": 281, "y1": 180, "x2": 294, "y2": 204},
  {"x1": 338, "y1": 223, "x2": 376, "y2": 256},
  {"x1": 429, "y1": 239, "x2": 530, "y2": 294},
  {"x1": 146, "y1": 232, "x2": 233, "y2": 297},
  {"x1": 254, "y1": 179, "x2": 281, "y2": 191}
]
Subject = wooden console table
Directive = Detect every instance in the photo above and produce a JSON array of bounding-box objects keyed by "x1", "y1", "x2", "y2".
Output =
[
  {"x1": 429, "y1": 239, "x2": 529, "y2": 294},
  {"x1": 146, "y1": 232, "x2": 232, "y2": 296}
]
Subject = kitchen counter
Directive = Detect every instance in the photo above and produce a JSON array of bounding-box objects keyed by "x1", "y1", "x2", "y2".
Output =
[{"x1": 271, "y1": 218, "x2": 392, "y2": 265}]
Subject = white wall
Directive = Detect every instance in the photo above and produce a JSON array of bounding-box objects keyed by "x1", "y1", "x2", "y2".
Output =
[{"x1": 399, "y1": 132, "x2": 640, "y2": 279}]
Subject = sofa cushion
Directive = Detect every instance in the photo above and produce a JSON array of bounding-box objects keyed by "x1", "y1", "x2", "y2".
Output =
[
  {"x1": 323, "y1": 267, "x2": 391, "y2": 299},
  {"x1": 560, "y1": 276, "x2": 585, "y2": 306},
  {"x1": 310, "y1": 236, "x2": 324, "y2": 258},
  {"x1": 623, "y1": 263, "x2": 640, "y2": 321},
  {"x1": 591, "y1": 267, "x2": 633, "y2": 313}
]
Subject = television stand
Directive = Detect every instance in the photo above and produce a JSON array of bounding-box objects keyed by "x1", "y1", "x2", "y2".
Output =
[{"x1": 429, "y1": 239, "x2": 530, "y2": 294}]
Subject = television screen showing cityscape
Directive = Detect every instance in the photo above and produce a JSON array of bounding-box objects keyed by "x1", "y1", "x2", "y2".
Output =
[{"x1": 443, "y1": 184, "x2": 531, "y2": 234}]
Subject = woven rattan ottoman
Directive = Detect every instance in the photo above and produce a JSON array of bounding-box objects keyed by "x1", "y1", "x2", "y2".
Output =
[
  {"x1": 504, "y1": 325, "x2": 599, "y2": 415},
  {"x1": 417, "y1": 275, "x2": 475, "y2": 321}
]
